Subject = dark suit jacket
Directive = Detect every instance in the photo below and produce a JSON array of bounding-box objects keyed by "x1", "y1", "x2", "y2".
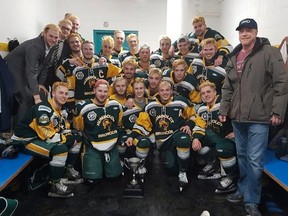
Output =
[{"x1": 4, "y1": 35, "x2": 54, "y2": 95}]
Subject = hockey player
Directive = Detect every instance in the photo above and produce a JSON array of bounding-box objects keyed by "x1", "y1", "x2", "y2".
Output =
[
  {"x1": 117, "y1": 78, "x2": 150, "y2": 180},
  {"x1": 162, "y1": 59, "x2": 201, "y2": 104},
  {"x1": 73, "y1": 79, "x2": 123, "y2": 184},
  {"x1": 99, "y1": 35, "x2": 121, "y2": 68},
  {"x1": 146, "y1": 67, "x2": 162, "y2": 100},
  {"x1": 11, "y1": 82, "x2": 82, "y2": 198},
  {"x1": 191, "y1": 38, "x2": 228, "y2": 94},
  {"x1": 170, "y1": 16, "x2": 233, "y2": 67},
  {"x1": 126, "y1": 81, "x2": 204, "y2": 191},
  {"x1": 109, "y1": 76, "x2": 128, "y2": 105},
  {"x1": 119, "y1": 33, "x2": 140, "y2": 63},
  {"x1": 192, "y1": 81, "x2": 238, "y2": 193}
]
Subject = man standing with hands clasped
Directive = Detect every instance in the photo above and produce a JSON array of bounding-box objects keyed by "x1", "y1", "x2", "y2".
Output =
[{"x1": 219, "y1": 18, "x2": 288, "y2": 216}]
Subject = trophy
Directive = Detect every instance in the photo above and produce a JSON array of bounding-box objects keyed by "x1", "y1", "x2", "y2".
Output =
[{"x1": 122, "y1": 157, "x2": 144, "y2": 198}]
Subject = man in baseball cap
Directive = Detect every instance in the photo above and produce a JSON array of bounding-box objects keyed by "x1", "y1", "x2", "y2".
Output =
[{"x1": 236, "y1": 18, "x2": 258, "y2": 31}]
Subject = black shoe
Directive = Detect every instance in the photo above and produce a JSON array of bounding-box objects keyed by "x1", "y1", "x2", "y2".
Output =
[
  {"x1": 226, "y1": 192, "x2": 243, "y2": 203},
  {"x1": 245, "y1": 203, "x2": 262, "y2": 216},
  {"x1": 214, "y1": 176, "x2": 237, "y2": 194},
  {"x1": 198, "y1": 161, "x2": 221, "y2": 180},
  {"x1": 48, "y1": 180, "x2": 74, "y2": 198}
]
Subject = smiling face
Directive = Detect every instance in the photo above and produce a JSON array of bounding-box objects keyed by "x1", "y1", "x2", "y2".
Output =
[
  {"x1": 193, "y1": 21, "x2": 206, "y2": 37},
  {"x1": 158, "y1": 82, "x2": 172, "y2": 104},
  {"x1": 114, "y1": 79, "x2": 127, "y2": 97},
  {"x1": 94, "y1": 84, "x2": 109, "y2": 105},
  {"x1": 200, "y1": 85, "x2": 217, "y2": 106},
  {"x1": 133, "y1": 82, "x2": 145, "y2": 100},
  {"x1": 238, "y1": 27, "x2": 257, "y2": 49},
  {"x1": 52, "y1": 85, "x2": 69, "y2": 107},
  {"x1": 82, "y1": 43, "x2": 94, "y2": 61},
  {"x1": 43, "y1": 29, "x2": 59, "y2": 48},
  {"x1": 202, "y1": 43, "x2": 217, "y2": 60},
  {"x1": 69, "y1": 36, "x2": 81, "y2": 52}
]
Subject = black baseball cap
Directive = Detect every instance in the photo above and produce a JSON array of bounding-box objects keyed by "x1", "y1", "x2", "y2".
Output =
[{"x1": 236, "y1": 18, "x2": 258, "y2": 31}]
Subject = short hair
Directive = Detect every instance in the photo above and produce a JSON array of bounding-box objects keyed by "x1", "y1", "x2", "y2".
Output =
[
  {"x1": 192, "y1": 16, "x2": 206, "y2": 25},
  {"x1": 58, "y1": 19, "x2": 72, "y2": 28},
  {"x1": 159, "y1": 80, "x2": 172, "y2": 90},
  {"x1": 199, "y1": 81, "x2": 216, "y2": 91},
  {"x1": 122, "y1": 57, "x2": 138, "y2": 68},
  {"x1": 52, "y1": 81, "x2": 69, "y2": 92},
  {"x1": 102, "y1": 35, "x2": 114, "y2": 48},
  {"x1": 139, "y1": 44, "x2": 150, "y2": 52},
  {"x1": 172, "y1": 59, "x2": 188, "y2": 71},
  {"x1": 132, "y1": 77, "x2": 146, "y2": 87},
  {"x1": 68, "y1": 15, "x2": 80, "y2": 24},
  {"x1": 113, "y1": 77, "x2": 127, "y2": 89},
  {"x1": 200, "y1": 38, "x2": 217, "y2": 49},
  {"x1": 41, "y1": 23, "x2": 61, "y2": 36},
  {"x1": 149, "y1": 68, "x2": 162, "y2": 78},
  {"x1": 114, "y1": 30, "x2": 125, "y2": 37},
  {"x1": 126, "y1": 33, "x2": 139, "y2": 43},
  {"x1": 82, "y1": 40, "x2": 94, "y2": 47},
  {"x1": 64, "y1": 13, "x2": 74, "y2": 19},
  {"x1": 67, "y1": 33, "x2": 83, "y2": 44},
  {"x1": 159, "y1": 35, "x2": 171, "y2": 44},
  {"x1": 94, "y1": 79, "x2": 109, "y2": 89}
]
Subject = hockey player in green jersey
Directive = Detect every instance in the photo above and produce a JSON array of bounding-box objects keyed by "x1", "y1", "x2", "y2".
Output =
[
  {"x1": 190, "y1": 38, "x2": 228, "y2": 94},
  {"x1": 117, "y1": 78, "x2": 150, "y2": 181},
  {"x1": 126, "y1": 81, "x2": 205, "y2": 191},
  {"x1": 162, "y1": 59, "x2": 201, "y2": 104},
  {"x1": 192, "y1": 81, "x2": 238, "y2": 193},
  {"x1": 73, "y1": 79, "x2": 123, "y2": 184},
  {"x1": 11, "y1": 82, "x2": 82, "y2": 198}
]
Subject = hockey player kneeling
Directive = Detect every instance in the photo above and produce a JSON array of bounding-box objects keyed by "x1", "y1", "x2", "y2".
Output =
[
  {"x1": 73, "y1": 79, "x2": 123, "y2": 185},
  {"x1": 11, "y1": 82, "x2": 83, "y2": 198},
  {"x1": 126, "y1": 81, "x2": 204, "y2": 192}
]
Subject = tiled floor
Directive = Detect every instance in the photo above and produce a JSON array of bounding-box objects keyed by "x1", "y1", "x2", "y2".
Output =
[{"x1": 3, "y1": 150, "x2": 288, "y2": 216}]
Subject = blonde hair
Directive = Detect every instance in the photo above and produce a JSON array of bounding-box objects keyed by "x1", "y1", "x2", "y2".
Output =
[
  {"x1": 67, "y1": 33, "x2": 83, "y2": 43},
  {"x1": 58, "y1": 19, "x2": 72, "y2": 28},
  {"x1": 192, "y1": 16, "x2": 206, "y2": 25},
  {"x1": 102, "y1": 35, "x2": 114, "y2": 48},
  {"x1": 132, "y1": 77, "x2": 146, "y2": 87},
  {"x1": 52, "y1": 81, "x2": 69, "y2": 92},
  {"x1": 149, "y1": 68, "x2": 162, "y2": 78},
  {"x1": 199, "y1": 81, "x2": 216, "y2": 91},
  {"x1": 126, "y1": 33, "x2": 139, "y2": 43},
  {"x1": 159, "y1": 80, "x2": 172, "y2": 90},
  {"x1": 41, "y1": 23, "x2": 61, "y2": 36},
  {"x1": 122, "y1": 57, "x2": 138, "y2": 68},
  {"x1": 200, "y1": 38, "x2": 217, "y2": 49},
  {"x1": 159, "y1": 35, "x2": 171, "y2": 44},
  {"x1": 113, "y1": 77, "x2": 127, "y2": 89},
  {"x1": 172, "y1": 59, "x2": 188, "y2": 71}
]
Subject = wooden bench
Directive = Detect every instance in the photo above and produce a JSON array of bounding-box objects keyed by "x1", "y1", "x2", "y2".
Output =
[
  {"x1": 0, "y1": 153, "x2": 33, "y2": 192},
  {"x1": 264, "y1": 149, "x2": 288, "y2": 192}
]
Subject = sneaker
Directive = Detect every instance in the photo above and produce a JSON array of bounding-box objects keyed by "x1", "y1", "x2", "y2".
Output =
[
  {"x1": 198, "y1": 162, "x2": 221, "y2": 180},
  {"x1": 226, "y1": 192, "x2": 243, "y2": 203},
  {"x1": 200, "y1": 210, "x2": 210, "y2": 216},
  {"x1": 62, "y1": 167, "x2": 83, "y2": 184},
  {"x1": 214, "y1": 176, "x2": 237, "y2": 194},
  {"x1": 137, "y1": 166, "x2": 147, "y2": 182},
  {"x1": 178, "y1": 171, "x2": 188, "y2": 192},
  {"x1": 245, "y1": 203, "x2": 262, "y2": 216},
  {"x1": 48, "y1": 180, "x2": 74, "y2": 198}
]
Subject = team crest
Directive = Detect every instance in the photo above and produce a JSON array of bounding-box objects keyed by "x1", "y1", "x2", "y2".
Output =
[
  {"x1": 159, "y1": 118, "x2": 169, "y2": 131},
  {"x1": 129, "y1": 114, "x2": 137, "y2": 123},
  {"x1": 149, "y1": 108, "x2": 156, "y2": 117},
  {"x1": 201, "y1": 113, "x2": 208, "y2": 121},
  {"x1": 103, "y1": 119, "x2": 112, "y2": 131},
  {"x1": 87, "y1": 111, "x2": 97, "y2": 121},
  {"x1": 39, "y1": 114, "x2": 49, "y2": 124},
  {"x1": 154, "y1": 59, "x2": 162, "y2": 67},
  {"x1": 76, "y1": 71, "x2": 84, "y2": 80}
]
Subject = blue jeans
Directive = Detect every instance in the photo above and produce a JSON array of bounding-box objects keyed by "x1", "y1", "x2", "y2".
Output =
[{"x1": 232, "y1": 121, "x2": 269, "y2": 204}]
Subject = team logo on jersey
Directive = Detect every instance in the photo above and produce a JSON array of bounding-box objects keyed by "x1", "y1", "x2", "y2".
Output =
[
  {"x1": 201, "y1": 113, "x2": 208, "y2": 120},
  {"x1": 87, "y1": 111, "x2": 97, "y2": 121},
  {"x1": 39, "y1": 114, "x2": 49, "y2": 124},
  {"x1": 154, "y1": 59, "x2": 162, "y2": 68},
  {"x1": 129, "y1": 114, "x2": 137, "y2": 123},
  {"x1": 102, "y1": 119, "x2": 112, "y2": 131},
  {"x1": 192, "y1": 65, "x2": 197, "y2": 73},
  {"x1": 158, "y1": 118, "x2": 169, "y2": 131},
  {"x1": 84, "y1": 76, "x2": 97, "y2": 88},
  {"x1": 76, "y1": 71, "x2": 84, "y2": 80},
  {"x1": 149, "y1": 108, "x2": 156, "y2": 117}
]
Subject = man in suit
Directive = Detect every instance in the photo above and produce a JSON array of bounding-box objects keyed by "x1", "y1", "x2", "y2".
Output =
[{"x1": 4, "y1": 23, "x2": 60, "y2": 123}]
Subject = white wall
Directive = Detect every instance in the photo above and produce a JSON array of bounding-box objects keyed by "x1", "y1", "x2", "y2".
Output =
[
  {"x1": 1, "y1": 0, "x2": 288, "y2": 56},
  {"x1": 218, "y1": 0, "x2": 288, "y2": 47}
]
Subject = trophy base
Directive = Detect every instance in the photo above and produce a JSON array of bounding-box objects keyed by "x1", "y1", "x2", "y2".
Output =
[{"x1": 122, "y1": 183, "x2": 144, "y2": 198}]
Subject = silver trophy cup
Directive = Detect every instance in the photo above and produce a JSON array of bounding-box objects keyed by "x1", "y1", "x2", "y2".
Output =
[{"x1": 122, "y1": 157, "x2": 144, "y2": 198}]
